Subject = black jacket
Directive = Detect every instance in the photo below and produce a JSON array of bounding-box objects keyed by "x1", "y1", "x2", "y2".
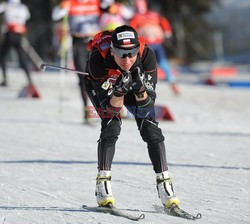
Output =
[{"x1": 86, "y1": 43, "x2": 158, "y2": 109}]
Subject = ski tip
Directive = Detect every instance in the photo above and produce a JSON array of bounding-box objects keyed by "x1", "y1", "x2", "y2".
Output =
[
  {"x1": 138, "y1": 214, "x2": 145, "y2": 220},
  {"x1": 195, "y1": 213, "x2": 202, "y2": 219},
  {"x1": 168, "y1": 204, "x2": 202, "y2": 220}
]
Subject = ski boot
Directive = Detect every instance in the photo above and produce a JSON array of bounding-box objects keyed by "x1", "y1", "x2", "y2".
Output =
[
  {"x1": 156, "y1": 171, "x2": 180, "y2": 208},
  {"x1": 0, "y1": 80, "x2": 7, "y2": 87},
  {"x1": 95, "y1": 170, "x2": 115, "y2": 207},
  {"x1": 171, "y1": 82, "x2": 180, "y2": 95}
]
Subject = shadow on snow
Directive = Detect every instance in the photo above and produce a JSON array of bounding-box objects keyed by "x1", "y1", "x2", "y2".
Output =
[
  {"x1": 0, "y1": 206, "x2": 83, "y2": 212},
  {"x1": 0, "y1": 205, "x2": 157, "y2": 214},
  {"x1": 0, "y1": 159, "x2": 249, "y2": 171}
]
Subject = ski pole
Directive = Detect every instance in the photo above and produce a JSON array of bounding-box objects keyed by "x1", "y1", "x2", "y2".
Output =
[{"x1": 40, "y1": 63, "x2": 89, "y2": 76}]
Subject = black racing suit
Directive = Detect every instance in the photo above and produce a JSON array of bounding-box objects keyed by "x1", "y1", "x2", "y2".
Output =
[
  {"x1": 72, "y1": 36, "x2": 90, "y2": 119},
  {"x1": 85, "y1": 43, "x2": 168, "y2": 173},
  {"x1": 0, "y1": 31, "x2": 32, "y2": 85}
]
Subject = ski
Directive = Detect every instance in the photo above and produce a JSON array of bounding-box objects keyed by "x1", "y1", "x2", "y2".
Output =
[
  {"x1": 164, "y1": 204, "x2": 202, "y2": 220},
  {"x1": 82, "y1": 204, "x2": 145, "y2": 221}
]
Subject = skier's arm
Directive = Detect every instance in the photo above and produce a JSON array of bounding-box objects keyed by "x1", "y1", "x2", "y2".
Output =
[
  {"x1": 88, "y1": 79, "x2": 127, "y2": 116},
  {"x1": 141, "y1": 45, "x2": 158, "y2": 101},
  {"x1": 130, "y1": 45, "x2": 158, "y2": 114},
  {"x1": 87, "y1": 48, "x2": 126, "y2": 111},
  {"x1": 159, "y1": 16, "x2": 172, "y2": 38},
  {"x1": 24, "y1": 5, "x2": 31, "y2": 21}
]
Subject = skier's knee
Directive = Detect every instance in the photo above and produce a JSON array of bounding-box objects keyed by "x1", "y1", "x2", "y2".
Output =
[
  {"x1": 140, "y1": 121, "x2": 165, "y2": 144},
  {"x1": 100, "y1": 119, "x2": 121, "y2": 145}
]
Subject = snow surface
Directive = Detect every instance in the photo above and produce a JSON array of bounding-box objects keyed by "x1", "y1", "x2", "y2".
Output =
[{"x1": 0, "y1": 69, "x2": 250, "y2": 224}]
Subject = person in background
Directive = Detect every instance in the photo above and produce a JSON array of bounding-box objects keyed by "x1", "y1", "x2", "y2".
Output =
[
  {"x1": 130, "y1": 0, "x2": 180, "y2": 94},
  {"x1": 0, "y1": 0, "x2": 32, "y2": 87},
  {"x1": 84, "y1": 25, "x2": 180, "y2": 209},
  {"x1": 52, "y1": 0, "x2": 101, "y2": 123},
  {"x1": 99, "y1": 0, "x2": 133, "y2": 31}
]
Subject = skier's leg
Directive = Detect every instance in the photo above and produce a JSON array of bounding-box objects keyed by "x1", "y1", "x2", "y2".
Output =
[
  {"x1": 72, "y1": 37, "x2": 89, "y2": 122},
  {"x1": 132, "y1": 101, "x2": 180, "y2": 208},
  {"x1": 95, "y1": 117, "x2": 121, "y2": 206},
  {"x1": 98, "y1": 117, "x2": 121, "y2": 170},
  {"x1": 84, "y1": 79, "x2": 120, "y2": 206},
  {"x1": 151, "y1": 44, "x2": 180, "y2": 94},
  {"x1": 0, "y1": 33, "x2": 11, "y2": 86},
  {"x1": 136, "y1": 117, "x2": 167, "y2": 173},
  {"x1": 15, "y1": 35, "x2": 32, "y2": 85}
]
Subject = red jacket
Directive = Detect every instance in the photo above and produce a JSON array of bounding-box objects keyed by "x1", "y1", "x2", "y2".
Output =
[
  {"x1": 130, "y1": 11, "x2": 172, "y2": 44},
  {"x1": 61, "y1": 0, "x2": 100, "y2": 16}
]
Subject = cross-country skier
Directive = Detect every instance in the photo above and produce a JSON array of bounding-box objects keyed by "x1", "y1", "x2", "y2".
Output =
[
  {"x1": 130, "y1": 0, "x2": 180, "y2": 94},
  {"x1": 84, "y1": 25, "x2": 180, "y2": 208},
  {"x1": 0, "y1": 0, "x2": 32, "y2": 87},
  {"x1": 52, "y1": 0, "x2": 101, "y2": 123}
]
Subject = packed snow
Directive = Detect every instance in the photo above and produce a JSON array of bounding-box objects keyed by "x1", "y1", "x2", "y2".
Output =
[{"x1": 0, "y1": 69, "x2": 249, "y2": 224}]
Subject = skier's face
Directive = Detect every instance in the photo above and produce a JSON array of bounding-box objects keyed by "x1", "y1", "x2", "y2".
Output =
[
  {"x1": 111, "y1": 44, "x2": 138, "y2": 71},
  {"x1": 135, "y1": 0, "x2": 148, "y2": 14}
]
